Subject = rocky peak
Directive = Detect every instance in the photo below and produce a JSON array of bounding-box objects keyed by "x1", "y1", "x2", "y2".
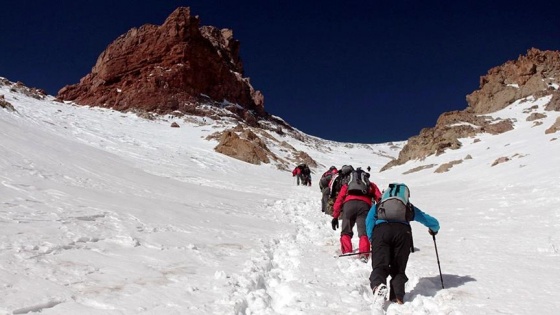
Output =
[
  {"x1": 466, "y1": 48, "x2": 560, "y2": 114},
  {"x1": 200, "y1": 26, "x2": 242, "y2": 71},
  {"x1": 57, "y1": 7, "x2": 265, "y2": 121},
  {"x1": 382, "y1": 48, "x2": 560, "y2": 171}
]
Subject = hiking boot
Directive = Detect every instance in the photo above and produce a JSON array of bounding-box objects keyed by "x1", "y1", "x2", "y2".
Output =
[
  {"x1": 391, "y1": 298, "x2": 404, "y2": 304},
  {"x1": 359, "y1": 254, "x2": 368, "y2": 263},
  {"x1": 372, "y1": 284, "x2": 388, "y2": 308}
]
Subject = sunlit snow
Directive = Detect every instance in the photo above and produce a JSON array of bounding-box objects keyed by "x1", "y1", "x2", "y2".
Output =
[{"x1": 1, "y1": 81, "x2": 559, "y2": 314}]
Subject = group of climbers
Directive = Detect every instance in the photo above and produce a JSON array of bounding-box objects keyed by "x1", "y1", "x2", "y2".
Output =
[
  {"x1": 305, "y1": 163, "x2": 441, "y2": 307},
  {"x1": 292, "y1": 163, "x2": 312, "y2": 186}
]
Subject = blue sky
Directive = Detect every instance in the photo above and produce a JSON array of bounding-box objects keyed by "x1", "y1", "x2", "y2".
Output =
[{"x1": 1, "y1": 1, "x2": 559, "y2": 143}]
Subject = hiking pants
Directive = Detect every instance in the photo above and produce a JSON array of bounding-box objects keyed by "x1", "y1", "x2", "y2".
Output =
[
  {"x1": 369, "y1": 223, "x2": 412, "y2": 301},
  {"x1": 340, "y1": 199, "x2": 370, "y2": 254},
  {"x1": 321, "y1": 187, "x2": 330, "y2": 213}
]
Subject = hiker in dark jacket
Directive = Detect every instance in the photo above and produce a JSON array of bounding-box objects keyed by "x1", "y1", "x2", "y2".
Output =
[
  {"x1": 365, "y1": 185, "x2": 440, "y2": 304},
  {"x1": 322, "y1": 165, "x2": 354, "y2": 216},
  {"x1": 300, "y1": 164, "x2": 312, "y2": 186},
  {"x1": 331, "y1": 174, "x2": 381, "y2": 259},
  {"x1": 319, "y1": 166, "x2": 337, "y2": 213},
  {"x1": 292, "y1": 164, "x2": 312, "y2": 186}
]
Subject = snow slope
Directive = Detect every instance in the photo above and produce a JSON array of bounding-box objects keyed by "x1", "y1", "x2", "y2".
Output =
[{"x1": 1, "y1": 81, "x2": 559, "y2": 314}]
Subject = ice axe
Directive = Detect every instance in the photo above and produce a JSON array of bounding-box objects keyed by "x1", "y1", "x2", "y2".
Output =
[{"x1": 338, "y1": 251, "x2": 373, "y2": 257}]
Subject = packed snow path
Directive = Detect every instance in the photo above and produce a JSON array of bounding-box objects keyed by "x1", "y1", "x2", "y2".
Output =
[{"x1": 217, "y1": 186, "x2": 457, "y2": 315}]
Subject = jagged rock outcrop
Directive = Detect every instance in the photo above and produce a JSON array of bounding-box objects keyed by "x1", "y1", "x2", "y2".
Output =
[
  {"x1": 382, "y1": 48, "x2": 560, "y2": 171},
  {"x1": 1, "y1": 78, "x2": 47, "y2": 101},
  {"x1": 213, "y1": 129, "x2": 275, "y2": 165},
  {"x1": 57, "y1": 7, "x2": 265, "y2": 122},
  {"x1": 466, "y1": 48, "x2": 560, "y2": 113}
]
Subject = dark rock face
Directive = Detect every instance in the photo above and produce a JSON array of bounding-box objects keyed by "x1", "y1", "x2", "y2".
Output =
[
  {"x1": 382, "y1": 48, "x2": 560, "y2": 171},
  {"x1": 57, "y1": 7, "x2": 265, "y2": 119}
]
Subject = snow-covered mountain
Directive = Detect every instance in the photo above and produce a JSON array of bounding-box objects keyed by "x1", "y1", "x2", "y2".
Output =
[{"x1": 1, "y1": 78, "x2": 560, "y2": 314}]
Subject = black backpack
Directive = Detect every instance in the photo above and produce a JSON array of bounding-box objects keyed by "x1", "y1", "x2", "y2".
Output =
[
  {"x1": 346, "y1": 169, "x2": 370, "y2": 195},
  {"x1": 301, "y1": 165, "x2": 311, "y2": 175},
  {"x1": 328, "y1": 165, "x2": 354, "y2": 198},
  {"x1": 328, "y1": 174, "x2": 341, "y2": 198}
]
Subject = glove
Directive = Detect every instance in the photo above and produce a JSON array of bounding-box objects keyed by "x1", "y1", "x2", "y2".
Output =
[
  {"x1": 428, "y1": 229, "x2": 438, "y2": 236},
  {"x1": 331, "y1": 218, "x2": 339, "y2": 231}
]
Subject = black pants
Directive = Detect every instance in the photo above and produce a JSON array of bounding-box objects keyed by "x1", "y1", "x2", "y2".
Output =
[{"x1": 369, "y1": 223, "x2": 412, "y2": 301}]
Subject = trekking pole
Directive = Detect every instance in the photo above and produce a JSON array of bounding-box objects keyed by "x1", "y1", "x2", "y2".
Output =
[
  {"x1": 338, "y1": 251, "x2": 373, "y2": 257},
  {"x1": 432, "y1": 234, "x2": 444, "y2": 289}
]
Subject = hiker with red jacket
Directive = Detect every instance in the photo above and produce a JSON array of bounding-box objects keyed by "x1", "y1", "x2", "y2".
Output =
[
  {"x1": 292, "y1": 165, "x2": 303, "y2": 185},
  {"x1": 331, "y1": 168, "x2": 381, "y2": 261}
]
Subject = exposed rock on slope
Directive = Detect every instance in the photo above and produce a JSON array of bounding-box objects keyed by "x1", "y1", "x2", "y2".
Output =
[
  {"x1": 546, "y1": 117, "x2": 560, "y2": 134},
  {"x1": 1, "y1": 77, "x2": 46, "y2": 101},
  {"x1": 382, "y1": 48, "x2": 560, "y2": 171},
  {"x1": 206, "y1": 124, "x2": 318, "y2": 169},
  {"x1": 57, "y1": 7, "x2": 265, "y2": 122},
  {"x1": 0, "y1": 95, "x2": 15, "y2": 112}
]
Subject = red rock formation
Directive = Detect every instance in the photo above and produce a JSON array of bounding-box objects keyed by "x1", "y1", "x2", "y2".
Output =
[{"x1": 57, "y1": 7, "x2": 265, "y2": 119}]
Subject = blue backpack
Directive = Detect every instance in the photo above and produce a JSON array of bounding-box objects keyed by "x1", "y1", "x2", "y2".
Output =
[{"x1": 377, "y1": 183, "x2": 414, "y2": 221}]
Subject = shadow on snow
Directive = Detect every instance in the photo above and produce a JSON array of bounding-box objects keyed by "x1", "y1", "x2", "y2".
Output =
[{"x1": 407, "y1": 274, "x2": 476, "y2": 300}]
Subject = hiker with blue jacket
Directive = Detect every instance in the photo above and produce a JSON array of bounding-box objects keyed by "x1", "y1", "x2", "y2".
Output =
[{"x1": 365, "y1": 183, "x2": 440, "y2": 305}]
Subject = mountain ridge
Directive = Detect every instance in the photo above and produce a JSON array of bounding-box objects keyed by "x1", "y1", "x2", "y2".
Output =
[
  {"x1": 382, "y1": 48, "x2": 560, "y2": 171},
  {"x1": 3, "y1": 45, "x2": 559, "y2": 174}
]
